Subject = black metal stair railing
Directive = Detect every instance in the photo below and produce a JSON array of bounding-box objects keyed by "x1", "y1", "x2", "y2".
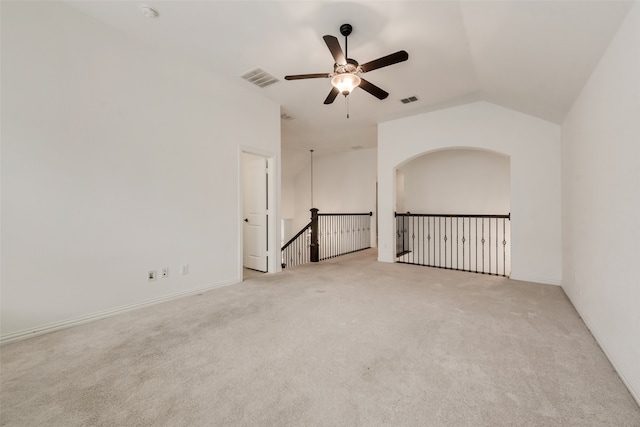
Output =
[
  {"x1": 281, "y1": 222, "x2": 312, "y2": 269},
  {"x1": 395, "y1": 212, "x2": 511, "y2": 277},
  {"x1": 281, "y1": 209, "x2": 373, "y2": 268}
]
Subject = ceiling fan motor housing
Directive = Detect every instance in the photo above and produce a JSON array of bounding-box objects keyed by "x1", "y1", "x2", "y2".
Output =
[{"x1": 335, "y1": 58, "x2": 359, "y2": 75}]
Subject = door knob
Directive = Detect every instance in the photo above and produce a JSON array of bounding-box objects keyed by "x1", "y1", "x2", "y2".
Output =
[{"x1": 244, "y1": 218, "x2": 249, "y2": 222}]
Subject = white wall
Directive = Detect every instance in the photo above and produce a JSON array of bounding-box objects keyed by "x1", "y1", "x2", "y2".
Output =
[
  {"x1": 293, "y1": 148, "x2": 377, "y2": 245},
  {"x1": 378, "y1": 102, "x2": 561, "y2": 285},
  {"x1": 399, "y1": 148, "x2": 510, "y2": 214},
  {"x1": 395, "y1": 170, "x2": 405, "y2": 213},
  {"x1": 1, "y1": 2, "x2": 281, "y2": 340},
  {"x1": 281, "y1": 172, "x2": 296, "y2": 220},
  {"x1": 561, "y1": 2, "x2": 640, "y2": 404}
]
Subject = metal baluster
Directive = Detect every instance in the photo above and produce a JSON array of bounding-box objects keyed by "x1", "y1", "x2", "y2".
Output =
[
  {"x1": 354, "y1": 215, "x2": 357, "y2": 252},
  {"x1": 332, "y1": 216, "x2": 335, "y2": 257},
  {"x1": 413, "y1": 216, "x2": 417, "y2": 264},
  {"x1": 357, "y1": 215, "x2": 361, "y2": 251},
  {"x1": 350, "y1": 215, "x2": 354, "y2": 253},
  {"x1": 342, "y1": 215, "x2": 345, "y2": 255},
  {"x1": 456, "y1": 217, "x2": 459, "y2": 270},
  {"x1": 341, "y1": 216, "x2": 345, "y2": 255},
  {"x1": 444, "y1": 217, "x2": 447, "y2": 268},
  {"x1": 366, "y1": 215, "x2": 369, "y2": 249},
  {"x1": 321, "y1": 217, "x2": 324, "y2": 260},
  {"x1": 416, "y1": 214, "x2": 421, "y2": 265},
  {"x1": 339, "y1": 216, "x2": 342, "y2": 255},
  {"x1": 495, "y1": 217, "x2": 498, "y2": 276},
  {"x1": 487, "y1": 218, "x2": 491, "y2": 274},
  {"x1": 482, "y1": 218, "x2": 485, "y2": 274},
  {"x1": 475, "y1": 217, "x2": 478, "y2": 273},
  {"x1": 328, "y1": 217, "x2": 337, "y2": 258},
  {"x1": 462, "y1": 217, "x2": 465, "y2": 271},
  {"x1": 334, "y1": 216, "x2": 337, "y2": 258},
  {"x1": 324, "y1": 217, "x2": 328, "y2": 260},
  {"x1": 349, "y1": 215, "x2": 351, "y2": 253},
  {"x1": 332, "y1": 216, "x2": 340, "y2": 258},
  {"x1": 339, "y1": 216, "x2": 342, "y2": 256},
  {"x1": 437, "y1": 217, "x2": 440, "y2": 267},
  {"x1": 503, "y1": 218, "x2": 506, "y2": 277},
  {"x1": 449, "y1": 217, "x2": 453, "y2": 270},
  {"x1": 344, "y1": 215, "x2": 347, "y2": 254},
  {"x1": 422, "y1": 216, "x2": 425, "y2": 265},
  {"x1": 427, "y1": 217, "x2": 431, "y2": 266}
]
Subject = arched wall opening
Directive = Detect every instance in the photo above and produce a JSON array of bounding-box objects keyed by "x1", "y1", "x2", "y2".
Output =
[
  {"x1": 377, "y1": 101, "x2": 562, "y2": 285},
  {"x1": 394, "y1": 147, "x2": 512, "y2": 275}
]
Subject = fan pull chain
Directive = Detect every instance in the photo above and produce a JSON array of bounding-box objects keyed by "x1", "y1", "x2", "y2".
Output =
[{"x1": 345, "y1": 95, "x2": 350, "y2": 119}]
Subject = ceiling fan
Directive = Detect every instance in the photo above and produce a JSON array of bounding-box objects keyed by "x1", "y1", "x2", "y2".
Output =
[{"x1": 284, "y1": 24, "x2": 409, "y2": 107}]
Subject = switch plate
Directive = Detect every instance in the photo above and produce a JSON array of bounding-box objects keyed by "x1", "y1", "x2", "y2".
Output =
[
  {"x1": 181, "y1": 264, "x2": 189, "y2": 275},
  {"x1": 162, "y1": 267, "x2": 169, "y2": 278},
  {"x1": 148, "y1": 270, "x2": 157, "y2": 281}
]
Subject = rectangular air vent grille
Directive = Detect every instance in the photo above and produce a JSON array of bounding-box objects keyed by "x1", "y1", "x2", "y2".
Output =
[
  {"x1": 241, "y1": 67, "x2": 279, "y2": 88},
  {"x1": 400, "y1": 96, "x2": 419, "y2": 104}
]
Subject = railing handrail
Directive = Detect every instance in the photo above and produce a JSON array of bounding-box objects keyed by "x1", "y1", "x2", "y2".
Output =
[
  {"x1": 396, "y1": 212, "x2": 510, "y2": 219},
  {"x1": 319, "y1": 212, "x2": 373, "y2": 217},
  {"x1": 281, "y1": 221, "x2": 312, "y2": 251}
]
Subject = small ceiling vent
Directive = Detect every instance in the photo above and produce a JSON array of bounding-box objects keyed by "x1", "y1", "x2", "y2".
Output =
[
  {"x1": 400, "y1": 96, "x2": 419, "y2": 104},
  {"x1": 241, "y1": 67, "x2": 279, "y2": 88}
]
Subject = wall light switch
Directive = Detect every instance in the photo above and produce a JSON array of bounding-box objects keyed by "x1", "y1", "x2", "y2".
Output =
[
  {"x1": 181, "y1": 264, "x2": 189, "y2": 275},
  {"x1": 148, "y1": 270, "x2": 157, "y2": 281},
  {"x1": 162, "y1": 267, "x2": 169, "y2": 278}
]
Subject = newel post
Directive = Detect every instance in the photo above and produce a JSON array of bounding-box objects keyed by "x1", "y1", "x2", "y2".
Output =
[{"x1": 310, "y1": 208, "x2": 319, "y2": 262}]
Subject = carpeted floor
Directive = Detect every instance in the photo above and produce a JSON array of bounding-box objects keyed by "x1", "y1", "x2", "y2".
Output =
[{"x1": 1, "y1": 249, "x2": 639, "y2": 426}]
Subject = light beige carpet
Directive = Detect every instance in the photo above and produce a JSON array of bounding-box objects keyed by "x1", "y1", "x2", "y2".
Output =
[{"x1": 1, "y1": 249, "x2": 639, "y2": 426}]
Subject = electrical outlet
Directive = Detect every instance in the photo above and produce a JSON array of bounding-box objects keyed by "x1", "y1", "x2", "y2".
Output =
[
  {"x1": 181, "y1": 264, "x2": 189, "y2": 275},
  {"x1": 162, "y1": 267, "x2": 169, "y2": 278},
  {"x1": 148, "y1": 270, "x2": 157, "y2": 281}
]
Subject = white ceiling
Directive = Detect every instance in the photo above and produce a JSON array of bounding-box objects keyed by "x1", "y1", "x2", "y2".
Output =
[{"x1": 67, "y1": 0, "x2": 633, "y2": 164}]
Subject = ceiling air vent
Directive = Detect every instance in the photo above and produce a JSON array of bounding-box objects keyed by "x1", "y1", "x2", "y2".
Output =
[
  {"x1": 241, "y1": 67, "x2": 279, "y2": 88},
  {"x1": 400, "y1": 96, "x2": 419, "y2": 104}
]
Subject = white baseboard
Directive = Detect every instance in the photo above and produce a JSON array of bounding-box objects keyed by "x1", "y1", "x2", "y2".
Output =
[
  {"x1": 509, "y1": 273, "x2": 561, "y2": 286},
  {"x1": 562, "y1": 288, "x2": 640, "y2": 407},
  {"x1": 0, "y1": 278, "x2": 240, "y2": 345}
]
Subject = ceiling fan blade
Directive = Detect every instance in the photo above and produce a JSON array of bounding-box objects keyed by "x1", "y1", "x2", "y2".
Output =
[
  {"x1": 358, "y1": 78, "x2": 389, "y2": 100},
  {"x1": 323, "y1": 35, "x2": 346, "y2": 65},
  {"x1": 360, "y1": 50, "x2": 409, "y2": 73},
  {"x1": 324, "y1": 87, "x2": 340, "y2": 104},
  {"x1": 284, "y1": 73, "x2": 331, "y2": 80}
]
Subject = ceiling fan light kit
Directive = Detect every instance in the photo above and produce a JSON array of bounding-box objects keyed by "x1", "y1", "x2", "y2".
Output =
[
  {"x1": 284, "y1": 23, "x2": 409, "y2": 117},
  {"x1": 331, "y1": 73, "x2": 361, "y2": 96}
]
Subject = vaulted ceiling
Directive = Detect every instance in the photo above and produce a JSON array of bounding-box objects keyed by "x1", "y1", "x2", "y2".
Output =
[{"x1": 68, "y1": 1, "x2": 633, "y2": 161}]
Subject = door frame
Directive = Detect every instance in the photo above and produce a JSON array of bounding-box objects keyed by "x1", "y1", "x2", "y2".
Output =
[{"x1": 238, "y1": 146, "x2": 279, "y2": 278}]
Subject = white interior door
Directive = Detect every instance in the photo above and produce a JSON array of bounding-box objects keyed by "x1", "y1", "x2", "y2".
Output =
[{"x1": 243, "y1": 154, "x2": 268, "y2": 272}]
